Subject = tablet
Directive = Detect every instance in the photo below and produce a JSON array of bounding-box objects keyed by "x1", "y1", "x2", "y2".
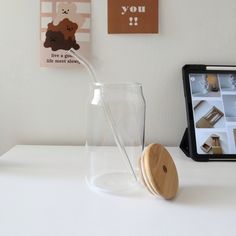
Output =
[{"x1": 182, "y1": 64, "x2": 236, "y2": 161}]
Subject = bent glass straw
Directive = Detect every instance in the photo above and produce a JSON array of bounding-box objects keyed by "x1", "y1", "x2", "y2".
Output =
[{"x1": 68, "y1": 49, "x2": 138, "y2": 182}]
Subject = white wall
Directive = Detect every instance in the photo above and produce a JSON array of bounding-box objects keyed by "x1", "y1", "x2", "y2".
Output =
[{"x1": 0, "y1": 0, "x2": 236, "y2": 155}]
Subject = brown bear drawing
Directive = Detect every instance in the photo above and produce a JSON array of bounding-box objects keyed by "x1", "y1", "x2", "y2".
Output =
[
  {"x1": 44, "y1": 30, "x2": 80, "y2": 51},
  {"x1": 47, "y1": 18, "x2": 78, "y2": 40}
]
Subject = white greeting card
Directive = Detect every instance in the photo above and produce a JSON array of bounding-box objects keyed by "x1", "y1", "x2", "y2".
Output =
[{"x1": 40, "y1": 0, "x2": 91, "y2": 67}]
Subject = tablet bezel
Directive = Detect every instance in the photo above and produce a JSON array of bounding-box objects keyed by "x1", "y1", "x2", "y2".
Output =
[{"x1": 182, "y1": 64, "x2": 236, "y2": 161}]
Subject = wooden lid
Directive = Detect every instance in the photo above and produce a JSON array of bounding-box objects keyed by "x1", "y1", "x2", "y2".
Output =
[{"x1": 140, "y1": 144, "x2": 179, "y2": 200}]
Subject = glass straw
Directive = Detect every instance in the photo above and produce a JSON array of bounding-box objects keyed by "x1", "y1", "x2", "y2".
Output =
[{"x1": 68, "y1": 49, "x2": 138, "y2": 182}]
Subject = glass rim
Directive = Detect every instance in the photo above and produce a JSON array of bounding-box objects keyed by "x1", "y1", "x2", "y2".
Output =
[{"x1": 91, "y1": 82, "x2": 142, "y2": 88}]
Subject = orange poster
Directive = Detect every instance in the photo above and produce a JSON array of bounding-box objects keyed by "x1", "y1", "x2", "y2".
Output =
[
  {"x1": 108, "y1": 0, "x2": 158, "y2": 34},
  {"x1": 40, "y1": 0, "x2": 91, "y2": 67}
]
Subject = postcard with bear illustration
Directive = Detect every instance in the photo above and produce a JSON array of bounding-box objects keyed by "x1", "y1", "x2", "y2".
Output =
[{"x1": 40, "y1": 0, "x2": 91, "y2": 67}]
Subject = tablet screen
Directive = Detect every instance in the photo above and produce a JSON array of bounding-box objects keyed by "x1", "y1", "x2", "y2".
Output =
[{"x1": 189, "y1": 73, "x2": 236, "y2": 155}]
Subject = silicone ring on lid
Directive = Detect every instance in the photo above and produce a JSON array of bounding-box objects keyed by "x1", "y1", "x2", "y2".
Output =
[{"x1": 139, "y1": 154, "x2": 159, "y2": 196}]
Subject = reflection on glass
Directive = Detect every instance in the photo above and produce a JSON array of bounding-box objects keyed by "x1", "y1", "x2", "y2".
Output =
[
  {"x1": 229, "y1": 75, "x2": 236, "y2": 89},
  {"x1": 199, "y1": 77, "x2": 209, "y2": 94}
]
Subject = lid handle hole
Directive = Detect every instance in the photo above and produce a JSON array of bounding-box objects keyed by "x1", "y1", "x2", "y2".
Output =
[{"x1": 163, "y1": 165, "x2": 167, "y2": 173}]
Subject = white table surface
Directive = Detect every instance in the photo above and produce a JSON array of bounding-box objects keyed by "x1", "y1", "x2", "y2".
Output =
[{"x1": 0, "y1": 145, "x2": 236, "y2": 236}]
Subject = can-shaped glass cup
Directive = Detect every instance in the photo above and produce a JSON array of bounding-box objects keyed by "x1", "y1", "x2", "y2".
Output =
[{"x1": 86, "y1": 82, "x2": 146, "y2": 194}]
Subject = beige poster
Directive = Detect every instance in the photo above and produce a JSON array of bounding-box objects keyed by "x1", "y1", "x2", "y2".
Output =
[{"x1": 40, "y1": 0, "x2": 91, "y2": 67}]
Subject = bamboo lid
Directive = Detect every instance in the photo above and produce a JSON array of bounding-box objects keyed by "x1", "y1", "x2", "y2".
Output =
[{"x1": 140, "y1": 144, "x2": 179, "y2": 200}]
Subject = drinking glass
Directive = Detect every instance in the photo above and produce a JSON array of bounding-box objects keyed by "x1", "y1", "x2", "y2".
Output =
[{"x1": 86, "y1": 82, "x2": 146, "y2": 194}]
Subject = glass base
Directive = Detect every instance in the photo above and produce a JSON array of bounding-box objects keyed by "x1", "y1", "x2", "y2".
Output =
[{"x1": 87, "y1": 171, "x2": 140, "y2": 194}]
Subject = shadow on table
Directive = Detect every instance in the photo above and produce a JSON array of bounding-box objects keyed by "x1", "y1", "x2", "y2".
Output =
[{"x1": 176, "y1": 185, "x2": 236, "y2": 207}]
